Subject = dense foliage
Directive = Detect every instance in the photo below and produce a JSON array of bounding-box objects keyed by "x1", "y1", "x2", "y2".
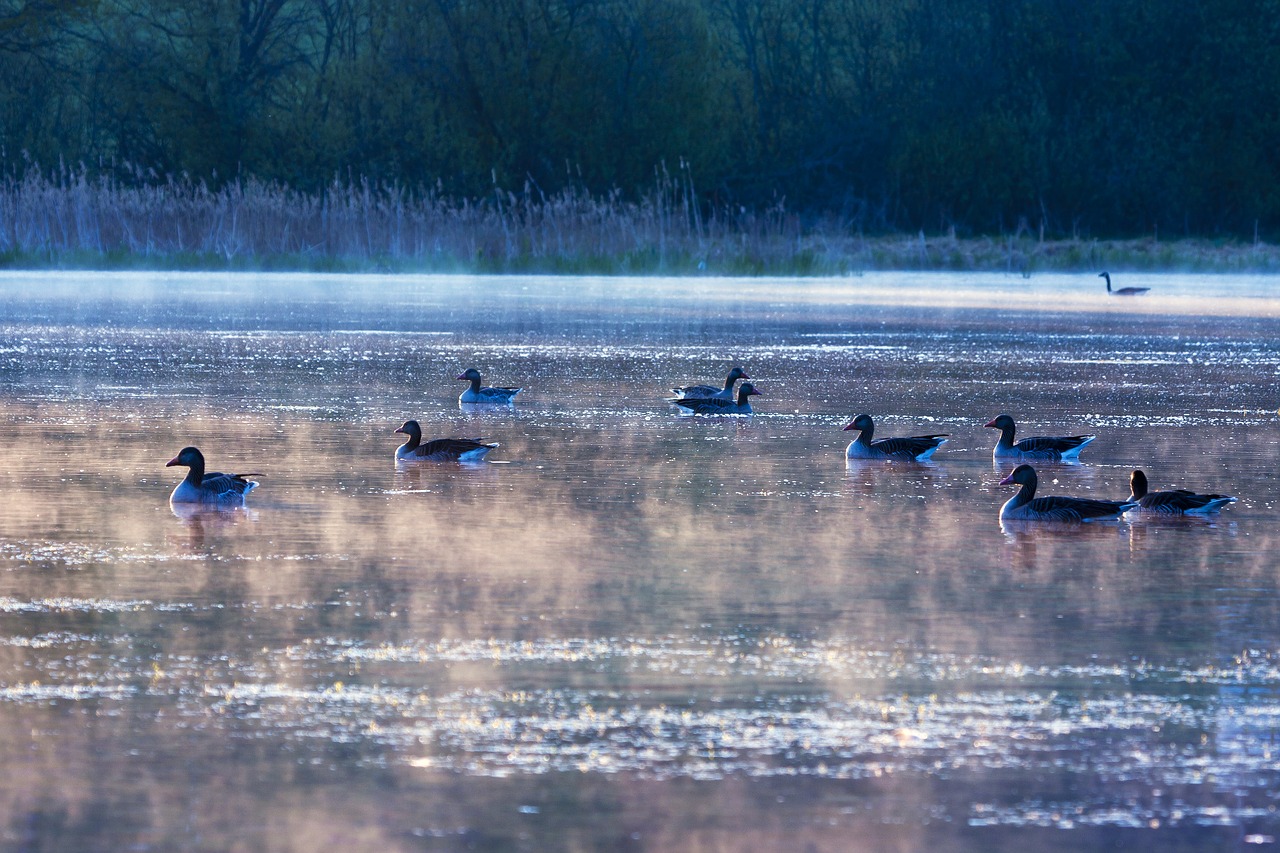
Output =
[{"x1": 2, "y1": 0, "x2": 1278, "y2": 239}]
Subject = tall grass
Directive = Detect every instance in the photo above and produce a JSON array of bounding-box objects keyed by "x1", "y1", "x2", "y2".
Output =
[{"x1": 3, "y1": 163, "x2": 1280, "y2": 274}]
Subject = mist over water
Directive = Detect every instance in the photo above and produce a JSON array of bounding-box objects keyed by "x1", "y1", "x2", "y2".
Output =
[{"x1": 1, "y1": 271, "x2": 1278, "y2": 851}]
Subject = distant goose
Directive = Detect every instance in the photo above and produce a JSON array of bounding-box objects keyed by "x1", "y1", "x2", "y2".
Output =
[
  {"x1": 843, "y1": 413, "x2": 948, "y2": 461},
  {"x1": 671, "y1": 382, "x2": 760, "y2": 415},
  {"x1": 166, "y1": 446, "x2": 260, "y2": 505},
  {"x1": 457, "y1": 368, "x2": 521, "y2": 404},
  {"x1": 985, "y1": 414, "x2": 1095, "y2": 461},
  {"x1": 1129, "y1": 469, "x2": 1236, "y2": 514},
  {"x1": 671, "y1": 366, "x2": 750, "y2": 401},
  {"x1": 1100, "y1": 271, "x2": 1150, "y2": 296},
  {"x1": 394, "y1": 419, "x2": 499, "y2": 462},
  {"x1": 999, "y1": 464, "x2": 1135, "y2": 521}
]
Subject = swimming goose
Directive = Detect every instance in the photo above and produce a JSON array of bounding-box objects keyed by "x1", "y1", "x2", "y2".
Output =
[
  {"x1": 671, "y1": 366, "x2": 750, "y2": 400},
  {"x1": 1100, "y1": 271, "x2": 1150, "y2": 296},
  {"x1": 671, "y1": 382, "x2": 760, "y2": 415},
  {"x1": 166, "y1": 446, "x2": 260, "y2": 505},
  {"x1": 985, "y1": 414, "x2": 1095, "y2": 461},
  {"x1": 394, "y1": 420, "x2": 499, "y2": 462},
  {"x1": 843, "y1": 413, "x2": 948, "y2": 461},
  {"x1": 999, "y1": 464, "x2": 1135, "y2": 521},
  {"x1": 457, "y1": 368, "x2": 521, "y2": 404},
  {"x1": 1128, "y1": 469, "x2": 1236, "y2": 514}
]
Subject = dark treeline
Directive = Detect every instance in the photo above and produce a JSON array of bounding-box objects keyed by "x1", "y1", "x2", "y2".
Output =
[{"x1": 2, "y1": 0, "x2": 1278, "y2": 240}]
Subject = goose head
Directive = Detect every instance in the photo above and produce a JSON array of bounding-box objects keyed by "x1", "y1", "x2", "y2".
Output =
[
  {"x1": 1130, "y1": 469, "x2": 1149, "y2": 499},
  {"x1": 842, "y1": 413, "x2": 874, "y2": 433},
  {"x1": 166, "y1": 446, "x2": 204, "y2": 469},
  {"x1": 394, "y1": 420, "x2": 422, "y2": 439},
  {"x1": 999, "y1": 463, "x2": 1037, "y2": 487}
]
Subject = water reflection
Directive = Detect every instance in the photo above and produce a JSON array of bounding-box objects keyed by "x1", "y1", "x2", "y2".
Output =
[
  {"x1": 168, "y1": 502, "x2": 259, "y2": 550},
  {"x1": 0, "y1": 272, "x2": 1279, "y2": 851}
]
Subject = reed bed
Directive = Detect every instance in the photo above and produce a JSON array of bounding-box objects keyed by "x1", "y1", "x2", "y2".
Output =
[{"x1": 3, "y1": 165, "x2": 1280, "y2": 274}]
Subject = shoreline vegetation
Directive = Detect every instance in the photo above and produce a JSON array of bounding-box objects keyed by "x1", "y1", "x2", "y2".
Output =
[{"x1": 4, "y1": 169, "x2": 1280, "y2": 277}]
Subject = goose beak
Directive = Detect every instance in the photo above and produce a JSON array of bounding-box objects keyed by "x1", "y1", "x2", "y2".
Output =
[
  {"x1": 394, "y1": 427, "x2": 406, "y2": 434},
  {"x1": 983, "y1": 419, "x2": 999, "y2": 428},
  {"x1": 455, "y1": 373, "x2": 466, "y2": 380},
  {"x1": 842, "y1": 422, "x2": 855, "y2": 431},
  {"x1": 999, "y1": 473, "x2": 1016, "y2": 485},
  {"x1": 165, "y1": 456, "x2": 180, "y2": 467}
]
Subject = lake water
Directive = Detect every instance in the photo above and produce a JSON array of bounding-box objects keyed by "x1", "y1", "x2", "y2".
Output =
[{"x1": 0, "y1": 270, "x2": 1278, "y2": 851}]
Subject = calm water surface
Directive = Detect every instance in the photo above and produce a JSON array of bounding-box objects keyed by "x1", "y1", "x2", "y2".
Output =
[{"x1": 1, "y1": 271, "x2": 1278, "y2": 851}]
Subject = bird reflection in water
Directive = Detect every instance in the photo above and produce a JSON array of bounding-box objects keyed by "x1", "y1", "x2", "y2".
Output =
[
  {"x1": 1125, "y1": 512, "x2": 1237, "y2": 554},
  {"x1": 843, "y1": 457, "x2": 947, "y2": 497},
  {"x1": 168, "y1": 502, "x2": 257, "y2": 551},
  {"x1": 1000, "y1": 516, "x2": 1127, "y2": 571}
]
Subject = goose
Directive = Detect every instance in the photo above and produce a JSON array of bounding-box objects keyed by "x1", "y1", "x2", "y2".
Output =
[
  {"x1": 670, "y1": 382, "x2": 760, "y2": 415},
  {"x1": 1100, "y1": 271, "x2": 1150, "y2": 296},
  {"x1": 985, "y1": 414, "x2": 1095, "y2": 461},
  {"x1": 671, "y1": 366, "x2": 750, "y2": 400},
  {"x1": 394, "y1": 420, "x2": 499, "y2": 462},
  {"x1": 999, "y1": 464, "x2": 1135, "y2": 521},
  {"x1": 166, "y1": 446, "x2": 260, "y2": 505},
  {"x1": 843, "y1": 413, "x2": 948, "y2": 461},
  {"x1": 457, "y1": 368, "x2": 521, "y2": 404},
  {"x1": 1128, "y1": 469, "x2": 1236, "y2": 514}
]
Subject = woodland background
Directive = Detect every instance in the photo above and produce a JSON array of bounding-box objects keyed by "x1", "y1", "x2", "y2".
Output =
[{"x1": 1, "y1": 0, "x2": 1278, "y2": 266}]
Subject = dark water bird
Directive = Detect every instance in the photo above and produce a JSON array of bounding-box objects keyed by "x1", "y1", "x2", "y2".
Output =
[
  {"x1": 166, "y1": 446, "x2": 260, "y2": 505},
  {"x1": 457, "y1": 368, "x2": 521, "y2": 404},
  {"x1": 985, "y1": 414, "x2": 1095, "y2": 462},
  {"x1": 1129, "y1": 469, "x2": 1236, "y2": 514},
  {"x1": 1100, "y1": 271, "x2": 1150, "y2": 296},
  {"x1": 999, "y1": 464, "x2": 1135, "y2": 521},
  {"x1": 843, "y1": 413, "x2": 948, "y2": 461},
  {"x1": 394, "y1": 420, "x2": 499, "y2": 462},
  {"x1": 671, "y1": 382, "x2": 760, "y2": 415},
  {"x1": 671, "y1": 366, "x2": 750, "y2": 401}
]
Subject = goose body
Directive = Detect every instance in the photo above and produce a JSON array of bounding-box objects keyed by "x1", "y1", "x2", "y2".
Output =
[
  {"x1": 985, "y1": 414, "x2": 1094, "y2": 461},
  {"x1": 457, "y1": 368, "x2": 521, "y2": 404},
  {"x1": 395, "y1": 420, "x2": 499, "y2": 462},
  {"x1": 671, "y1": 366, "x2": 749, "y2": 401},
  {"x1": 671, "y1": 382, "x2": 760, "y2": 415},
  {"x1": 843, "y1": 413, "x2": 948, "y2": 461},
  {"x1": 1100, "y1": 271, "x2": 1150, "y2": 296},
  {"x1": 1128, "y1": 469, "x2": 1236, "y2": 514},
  {"x1": 999, "y1": 464, "x2": 1134, "y2": 521},
  {"x1": 166, "y1": 446, "x2": 259, "y2": 505}
]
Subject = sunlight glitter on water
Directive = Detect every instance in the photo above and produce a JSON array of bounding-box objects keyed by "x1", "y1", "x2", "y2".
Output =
[{"x1": 1, "y1": 270, "x2": 1279, "y2": 850}]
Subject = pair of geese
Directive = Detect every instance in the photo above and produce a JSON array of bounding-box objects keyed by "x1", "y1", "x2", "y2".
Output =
[{"x1": 167, "y1": 366, "x2": 1234, "y2": 522}]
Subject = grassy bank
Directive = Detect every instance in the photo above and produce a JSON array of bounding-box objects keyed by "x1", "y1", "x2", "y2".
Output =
[{"x1": 3, "y1": 168, "x2": 1280, "y2": 275}]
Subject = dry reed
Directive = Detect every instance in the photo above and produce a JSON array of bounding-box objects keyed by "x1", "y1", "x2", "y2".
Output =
[{"x1": 3, "y1": 163, "x2": 1280, "y2": 274}]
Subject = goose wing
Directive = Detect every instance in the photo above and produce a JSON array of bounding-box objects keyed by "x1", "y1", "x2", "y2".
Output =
[
  {"x1": 1027, "y1": 496, "x2": 1131, "y2": 521},
  {"x1": 200, "y1": 471, "x2": 258, "y2": 498},
  {"x1": 670, "y1": 396, "x2": 748, "y2": 414},
  {"x1": 670, "y1": 383, "x2": 720, "y2": 399},
  {"x1": 1140, "y1": 489, "x2": 1236, "y2": 513},
  {"x1": 407, "y1": 438, "x2": 498, "y2": 460},
  {"x1": 476, "y1": 386, "x2": 521, "y2": 402},
  {"x1": 1014, "y1": 435, "x2": 1093, "y2": 455},
  {"x1": 869, "y1": 435, "x2": 949, "y2": 460}
]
